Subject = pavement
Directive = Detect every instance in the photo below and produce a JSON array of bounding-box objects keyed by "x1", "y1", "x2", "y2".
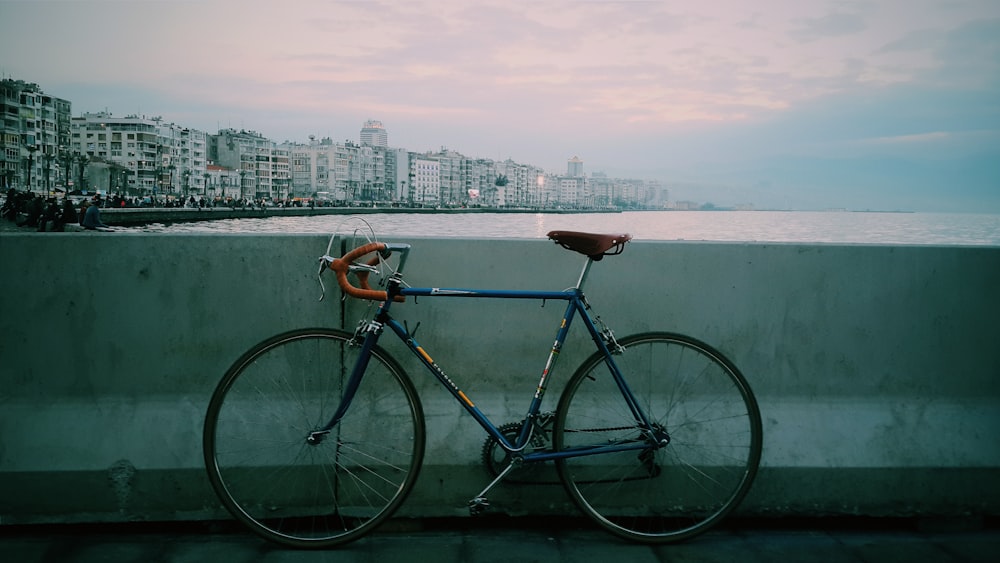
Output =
[{"x1": 1, "y1": 517, "x2": 997, "y2": 563}]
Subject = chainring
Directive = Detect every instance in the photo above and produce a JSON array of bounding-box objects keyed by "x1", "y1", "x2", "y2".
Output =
[{"x1": 480, "y1": 420, "x2": 554, "y2": 482}]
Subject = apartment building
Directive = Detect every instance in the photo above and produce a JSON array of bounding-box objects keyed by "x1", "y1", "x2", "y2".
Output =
[
  {"x1": 410, "y1": 156, "x2": 440, "y2": 206},
  {"x1": 282, "y1": 136, "x2": 390, "y2": 202},
  {"x1": 494, "y1": 159, "x2": 545, "y2": 208},
  {"x1": 360, "y1": 120, "x2": 388, "y2": 148},
  {"x1": 1, "y1": 79, "x2": 71, "y2": 194},
  {"x1": 70, "y1": 112, "x2": 208, "y2": 197},
  {"x1": 385, "y1": 147, "x2": 410, "y2": 201},
  {"x1": 204, "y1": 163, "x2": 240, "y2": 200},
  {"x1": 3, "y1": 77, "x2": 666, "y2": 209},
  {"x1": 210, "y1": 128, "x2": 288, "y2": 200},
  {"x1": 284, "y1": 137, "x2": 351, "y2": 201}
]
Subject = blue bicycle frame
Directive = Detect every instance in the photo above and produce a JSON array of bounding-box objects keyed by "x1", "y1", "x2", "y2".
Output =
[{"x1": 313, "y1": 243, "x2": 663, "y2": 465}]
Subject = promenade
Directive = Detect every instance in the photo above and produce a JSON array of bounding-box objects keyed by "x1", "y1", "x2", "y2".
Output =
[
  {"x1": 1, "y1": 517, "x2": 997, "y2": 562},
  {"x1": 1, "y1": 201, "x2": 613, "y2": 232}
]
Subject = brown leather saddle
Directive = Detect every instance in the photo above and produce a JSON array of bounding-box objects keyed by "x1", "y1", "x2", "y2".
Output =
[{"x1": 547, "y1": 231, "x2": 632, "y2": 260}]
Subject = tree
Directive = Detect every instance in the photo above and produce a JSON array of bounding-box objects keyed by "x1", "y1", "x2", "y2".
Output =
[
  {"x1": 43, "y1": 151, "x2": 54, "y2": 195},
  {"x1": 25, "y1": 145, "x2": 38, "y2": 192},
  {"x1": 59, "y1": 147, "x2": 72, "y2": 190},
  {"x1": 76, "y1": 153, "x2": 90, "y2": 191}
]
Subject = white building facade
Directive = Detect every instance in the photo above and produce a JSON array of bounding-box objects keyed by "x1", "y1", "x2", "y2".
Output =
[
  {"x1": 410, "y1": 156, "x2": 440, "y2": 205},
  {"x1": 70, "y1": 112, "x2": 208, "y2": 198}
]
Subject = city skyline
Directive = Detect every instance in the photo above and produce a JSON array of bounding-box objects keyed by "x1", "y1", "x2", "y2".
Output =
[{"x1": 1, "y1": 0, "x2": 998, "y2": 212}]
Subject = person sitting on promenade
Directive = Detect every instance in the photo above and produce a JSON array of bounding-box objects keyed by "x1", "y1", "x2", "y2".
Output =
[
  {"x1": 78, "y1": 198, "x2": 90, "y2": 226},
  {"x1": 2, "y1": 188, "x2": 22, "y2": 222},
  {"x1": 82, "y1": 196, "x2": 108, "y2": 230},
  {"x1": 38, "y1": 197, "x2": 59, "y2": 231},
  {"x1": 55, "y1": 198, "x2": 77, "y2": 232},
  {"x1": 17, "y1": 193, "x2": 43, "y2": 228}
]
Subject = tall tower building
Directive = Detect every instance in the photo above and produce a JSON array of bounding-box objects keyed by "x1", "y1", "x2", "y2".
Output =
[
  {"x1": 567, "y1": 155, "x2": 584, "y2": 177},
  {"x1": 360, "y1": 120, "x2": 388, "y2": 147}
]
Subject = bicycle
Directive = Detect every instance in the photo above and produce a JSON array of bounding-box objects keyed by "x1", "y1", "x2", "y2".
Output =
[{"x1": 203, "y1": 228, "x2": 762, "y2": 548}]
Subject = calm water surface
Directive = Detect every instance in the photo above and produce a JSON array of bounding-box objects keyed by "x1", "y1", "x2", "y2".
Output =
[{"x1": 136, "y1": 210, "x2": 1000, "y2": 246}]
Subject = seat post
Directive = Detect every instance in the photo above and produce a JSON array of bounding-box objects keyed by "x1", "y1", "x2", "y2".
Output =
[{"x1": 575, "y1": 257, "x2": 595, "y2": 290}]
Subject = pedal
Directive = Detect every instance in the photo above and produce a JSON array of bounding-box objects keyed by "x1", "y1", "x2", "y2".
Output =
[{"x1": 468, "y1": 496, "x2": 490, "y2": 516}]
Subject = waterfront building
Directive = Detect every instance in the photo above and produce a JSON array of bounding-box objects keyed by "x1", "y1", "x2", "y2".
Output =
[
  {"x1": 587, "y1": 174, "x2": 613, "y2": 208},
  {"x1": 494, "y1": 159, "x2": 545, "y2": 208},
  {"x1": 204, "y1": 163, "x2": 239, "y2": 200},
  {"x1": 210, "y1": 128, "x2": 285, "y2": 200},
  {"x1": 5, "y1": 77, "x2": 670, "y2": 209},
  {"x1": 360, "y1": 120, "x2": 388, "y2": 148},
  {"x1": 1, "y1": 79, "x2": 71, "y2": 194},
  {"x1": 466, "y1": 158, "x2": 500, "y2": 207},
  {"x1": 385, "y1": 147, "x2": 410, "y2": 202},
  {"x1": 284, "y1": 136, "x2": 334, "y2": 199},
  {"x1": 355, "y1": 143, "x2": 386, "y2": 201},
  {"x1": 410, "y1": 156, "x2": 440, "y2": 206},
  {"x1": 558, "y1": 176, "x2": 583, "y2": 207},
  {"x1": 272, "y1": 146, "x2": 291, "y2": 199},
  {"x1": 70, "y1": 112, "x2": 208, "y2": 198},
  {"x1": 567, "y1": 155, "x2": 584, "y2": 177},
  {"x1": 280, "y1": 137, "x2": 385, "y2": 202},
  {"x1": 434, "y1": 148, "x2": 466, "y2": 206}
]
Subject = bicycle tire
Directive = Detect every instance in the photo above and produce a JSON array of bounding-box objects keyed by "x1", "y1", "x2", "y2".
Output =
[
  {"x1": 203, "y1": 328, "x2": 425, "y2": 548},
  {"x1": 554, "y1": 332, "x2": 761, "y2": 543}
]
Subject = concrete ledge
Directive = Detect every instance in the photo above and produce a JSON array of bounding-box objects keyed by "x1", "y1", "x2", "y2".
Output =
[{"x1": 1, "y1": 234, "x2": 998, "y2": 524}]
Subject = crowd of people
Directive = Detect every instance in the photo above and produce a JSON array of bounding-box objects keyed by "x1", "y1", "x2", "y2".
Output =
[
  {"x1": 1, "y1": 188, "x2": 319, "y2": 233},
  {"x1": 1, "y1": 188, "x2": 110, "y2": 231}
]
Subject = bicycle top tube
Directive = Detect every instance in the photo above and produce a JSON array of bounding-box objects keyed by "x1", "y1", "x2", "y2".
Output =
[{"x1": 321, "y1": 231, "x2": 632, "y2": 303}]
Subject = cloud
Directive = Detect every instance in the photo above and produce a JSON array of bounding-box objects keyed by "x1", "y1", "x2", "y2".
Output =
[
  {"x1": 862, "y1": 132, "x2": 951, "y2": 144},
  {"x1": 789, "y1": 12, "x2": 867, "y2": 42},
  {"x1": 2, "y1": 0, "x2": 998, "y2": 211}
]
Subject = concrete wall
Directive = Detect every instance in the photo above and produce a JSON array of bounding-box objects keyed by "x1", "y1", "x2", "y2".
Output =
[{"x1": 1, "y1": 233, "x2": 998, "y2": 524}]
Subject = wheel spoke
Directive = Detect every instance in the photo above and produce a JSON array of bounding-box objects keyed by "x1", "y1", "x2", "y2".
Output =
[
  {"x1": 554, "y1": 332, "x2": 761, "y2": 543},
  {"x1": 204, "y1": 329, "x2": 425, "y2": 548}
]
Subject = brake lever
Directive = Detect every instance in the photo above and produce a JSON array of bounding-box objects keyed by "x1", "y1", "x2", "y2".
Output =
[{"x1": 317, "y1": 255, "x2": 334, "y2": 301}]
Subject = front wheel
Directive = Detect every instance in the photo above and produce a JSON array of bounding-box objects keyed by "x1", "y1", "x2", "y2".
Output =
[
  {"x1": 203, "y1": 328, "x2": 425, "y2": 548},
  {"x1": 554, "y1": 332, "x2": 762, "y2": 543}
]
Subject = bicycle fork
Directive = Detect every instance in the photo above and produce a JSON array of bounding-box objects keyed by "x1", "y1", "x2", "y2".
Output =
[{"x1": 305, "y1": 316, "x2": 387, "y2": 445}]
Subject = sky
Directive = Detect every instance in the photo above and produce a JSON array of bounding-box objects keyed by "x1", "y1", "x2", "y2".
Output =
[{"x1": 1, "y1": 0, "x2": 998, "y2": 212}]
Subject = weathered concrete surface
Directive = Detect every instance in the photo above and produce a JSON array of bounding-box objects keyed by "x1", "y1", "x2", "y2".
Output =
[{"x1": 1, "y1": 233, "x2": 998, "y2": 524}]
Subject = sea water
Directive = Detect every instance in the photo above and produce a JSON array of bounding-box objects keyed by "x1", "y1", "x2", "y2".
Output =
[{"x1": 134, "y1": 210, "x2": 1000, "y2": 246}]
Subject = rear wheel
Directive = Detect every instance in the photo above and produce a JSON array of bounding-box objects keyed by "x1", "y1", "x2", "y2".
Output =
[
  {"x1": 554, "y1": 332, "x2": 761, "y2": 543},
  {"x1": 204, "y1": 328, "x2": 425, "y2": 548}
]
